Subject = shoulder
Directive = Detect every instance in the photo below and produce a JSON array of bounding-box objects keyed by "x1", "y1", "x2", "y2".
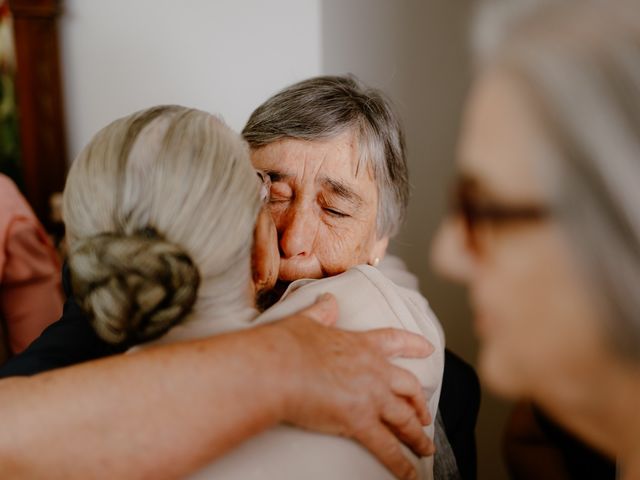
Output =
[
  {"x1": 257, "y1": 265, "x2": 445, "y2": 391},
  {"x1": 0, "y1": 174, "x2": 35, "y2": 220},
  {"x1": 0, "y1": 176, "x2": 44, "y2": 272},
  {"x1": 260, "y1": 265, "x2": 443, "y2": 344}
]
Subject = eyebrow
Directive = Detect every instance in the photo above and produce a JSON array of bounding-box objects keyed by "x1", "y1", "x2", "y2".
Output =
[
  {"x1": 455, "y1": 172, "x2": 499, "y2": 200},
  {"x1": 262, "y1": 168, "x2": 364, "y2": 207},
  {"x1": 261, "y1": 169, "x2": 293, "y2": 183},
  {"x1": 321, "y1": 176, "x2": 364, "y2": 207},
  {"x1": 456, "y1": 170, "x2": 521, "y2": 203},
  {"x1": 457, "y1": 172, "x2": 481, "y2": 190}
]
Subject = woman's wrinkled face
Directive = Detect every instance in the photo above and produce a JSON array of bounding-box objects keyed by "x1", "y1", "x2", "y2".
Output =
[
  {"x1": 251, "y1": 130, "x2": 388, "y2": 281},
  {"x1": 431, "y1": 69, "x2": 609, "y2": 402}
]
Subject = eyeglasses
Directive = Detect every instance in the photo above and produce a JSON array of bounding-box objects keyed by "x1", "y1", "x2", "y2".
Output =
[
  {"x1": 255, "y1": 170, "x2": 271, "y2": 204},
  {"x1": 451, "y1": 176, "x2": 551, "y2": 253}
]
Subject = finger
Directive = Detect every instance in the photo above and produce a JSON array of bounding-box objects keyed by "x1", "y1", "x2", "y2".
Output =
[
  {"x1": 381, "y1": 396, "x2": 435, "y2": 458},
  {"x1": 389, "y1": 367, "x2": 431, "y2": 426},
  {"x1": 363, "y1": 329, "x2": 434, "y2": 359},
  {"x1": 299, "y1": 293, "x2": 339, "y2": 327},
  {"x1": 354, "y1": 423, "x2": 418, "y2": 480}
]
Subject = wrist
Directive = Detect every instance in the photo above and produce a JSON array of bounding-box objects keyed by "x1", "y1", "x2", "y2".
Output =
[{"x1": 241, "y1": 321, "x2": 301, "y2": 425}]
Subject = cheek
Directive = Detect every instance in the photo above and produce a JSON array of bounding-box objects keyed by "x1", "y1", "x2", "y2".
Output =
[
  {"x1": 267, "y1": 203, "x2": 287, "y2": 227},
  {"x1": 475, "y1": 227, "x2": 602, "y2": 398},
  {"x1": 315, "y1": 228, "x2": 367, "y2": 271},
  {"x1": 316, "y1": 221, "x2": 378, "y2": 271},
  {"x1": 476, "y1": 258, "x2": 554, "y2": 398}
]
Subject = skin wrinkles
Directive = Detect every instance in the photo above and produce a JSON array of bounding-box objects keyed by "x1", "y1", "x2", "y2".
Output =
[
  {"x1": 263, "y1": 170, "x2": 364, "y2": 216},
  {"x1": 322, "y1": 177, "x2": 365, "y2": 211},
  {"x1": 251, "y1": 130, "x2": 388, "y2": 283}
]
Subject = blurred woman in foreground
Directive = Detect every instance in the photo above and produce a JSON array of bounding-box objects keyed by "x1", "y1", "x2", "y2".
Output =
[{"x1": 432, "y1": 0, "x2": 640, "y2": 477}]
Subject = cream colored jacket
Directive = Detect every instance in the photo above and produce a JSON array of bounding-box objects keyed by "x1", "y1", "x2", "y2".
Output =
[{"x1": 139, "y1": 261, "x2": 445, "y2": 480}]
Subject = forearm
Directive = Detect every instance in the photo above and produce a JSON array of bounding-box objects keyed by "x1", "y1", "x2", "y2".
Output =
[
  {"x1": 0, "y1": 324, "x2": 287, "y2": 479},
  {"x1": 0, "y1": 295, "x2": 435, "y2": 480}
]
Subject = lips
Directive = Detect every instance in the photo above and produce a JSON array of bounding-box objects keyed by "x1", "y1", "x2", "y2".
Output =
[{"x1": 278, "y1": 257, "x2": 324, "y2": 281}]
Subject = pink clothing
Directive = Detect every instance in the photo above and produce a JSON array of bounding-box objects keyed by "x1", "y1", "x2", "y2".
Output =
[{"x1": 0, "y1": 174, "x2": 63, "y2": 356}]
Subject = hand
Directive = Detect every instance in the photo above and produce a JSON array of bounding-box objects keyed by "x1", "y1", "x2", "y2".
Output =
[
  {"x1": 251, "y1": 207, "x2": 279, "y2": 296},
  {"x1": 268, "y1": 294, "x2": 435, "y2": 480}
]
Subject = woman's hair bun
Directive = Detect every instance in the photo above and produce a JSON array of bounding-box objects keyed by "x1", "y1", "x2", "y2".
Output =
[{"x1": 68, "y1": 229, "x2": 200, "y2": 345}]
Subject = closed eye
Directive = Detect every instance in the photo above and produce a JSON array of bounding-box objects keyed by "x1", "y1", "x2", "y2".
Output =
[
  {"x1": 269, "y1": 194, "x2": 290, "y2": 203},
  {"x1": 269, "y1": 183, "x2": 293, "y2": 204},
  {"x1": 323, "y1": 207, "x2": 350, "y2": 218}
]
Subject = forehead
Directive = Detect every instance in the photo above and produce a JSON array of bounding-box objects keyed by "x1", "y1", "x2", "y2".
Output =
[
  {"x1": 250, "y1": 130, "x2": 374, "y2": 185},
  {"x1": 459, "y1": 68, "x2": 553, "y2": 201}
]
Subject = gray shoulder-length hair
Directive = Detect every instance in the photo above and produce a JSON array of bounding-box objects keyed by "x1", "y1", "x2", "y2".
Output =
[
  {"x1": 242, "y1": 75, "x2": 409, "y2": 239},
  {"x1": 474, "y1": 0, "x2": 640, "y2": 360}
]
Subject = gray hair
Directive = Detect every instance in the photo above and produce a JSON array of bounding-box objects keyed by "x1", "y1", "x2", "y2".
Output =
[
  {"x1": 64, "y1": 106, "x2": 261, "y2": 344},
  {"x1": 242, "y1": 75, "x2": 408, "y2": 239},
  {"x1": 474, "y1": 0, "x2": 640, "y2": 360}
]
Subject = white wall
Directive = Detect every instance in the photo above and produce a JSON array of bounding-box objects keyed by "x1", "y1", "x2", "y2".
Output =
[{"x1": 60, "y1": 0, "x2": 322, "y2": 159}]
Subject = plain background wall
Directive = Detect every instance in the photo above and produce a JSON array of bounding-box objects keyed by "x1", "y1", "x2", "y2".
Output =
[
  {"x1": 59, "y1": 1, "x2": 511, "y2": 478},
  {"x1": 60, "y1": 0, "x2": 322, "y2": 159}
]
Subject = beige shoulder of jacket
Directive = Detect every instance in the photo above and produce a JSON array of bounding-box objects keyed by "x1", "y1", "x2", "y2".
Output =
[{"x1": 193, "y1": 265, "x2": 445, "y2": 480}]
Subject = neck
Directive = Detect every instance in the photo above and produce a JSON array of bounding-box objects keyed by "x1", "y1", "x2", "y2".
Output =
[
  {"x1": 256, "y1": 280, "x2": 290, "y2": 312},
  {"x1": 625, "y1": 459, "x2": 640, "y2": 480},
  {"x1": 536, "y1": 358, "x2": 640, "y2": 473},
  {"x1": 615, "y1": 373, "x2": 640, "y2": 480}
]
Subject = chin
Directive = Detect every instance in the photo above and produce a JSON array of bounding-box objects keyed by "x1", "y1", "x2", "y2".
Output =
[
  {"x1": 278, "y1": 263, "x2": 324, "y2": 281},
  {"x1": 478, "y1": 344, "x2": 527, "y2": 400}
]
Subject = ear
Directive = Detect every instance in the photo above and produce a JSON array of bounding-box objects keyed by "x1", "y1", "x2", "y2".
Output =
[
  {"x1": 369, "y1": 236, "x2": 389, "y2": 266},
  {"x1": 252, "y1": 207, "x2": 279, "y2": 294}
]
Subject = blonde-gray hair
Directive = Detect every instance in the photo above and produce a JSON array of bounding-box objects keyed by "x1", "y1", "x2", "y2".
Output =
[
  {"x1": 473, "y1": 0, "x2": 640, "y2": 359},
  {"x1": 64, "y1": 106, "x2": 262, "y2": 344}
]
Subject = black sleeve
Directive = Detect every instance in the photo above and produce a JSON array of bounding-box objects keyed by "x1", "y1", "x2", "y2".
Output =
[
  {"x1": 439, "y1": 348, "x2": 481, "y2": 480},
  {"x1": 0, "y1": 265, "x2": 127, "y2": 378},
  {"x1": 534, "y1": 407, "x2": 616, "y2": 479}
]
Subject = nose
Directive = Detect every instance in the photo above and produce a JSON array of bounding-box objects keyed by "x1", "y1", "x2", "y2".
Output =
[
  {"x1": 430, "y1": 216, "x2": 475, "y2": 284},
  {"x1": 278, "y1": 204, "x2": 318, "y2": 259}
]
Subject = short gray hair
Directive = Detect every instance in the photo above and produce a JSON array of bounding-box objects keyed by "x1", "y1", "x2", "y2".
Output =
[
  {"x1": 474, "y1": 0, "x2": 640, "y2": 359},
  {"x1": 242, "y1": 75, "x2": 408, "y2": 239}
]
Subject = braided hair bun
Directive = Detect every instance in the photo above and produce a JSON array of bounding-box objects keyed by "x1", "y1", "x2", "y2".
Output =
[{"x1": 68, "y1": 229, "x2": 200, "y2": 345}]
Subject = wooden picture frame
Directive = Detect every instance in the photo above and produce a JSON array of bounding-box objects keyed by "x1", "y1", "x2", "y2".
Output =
[{"x1": 9, "y1": 0, "x2": 67, "y2": 228}]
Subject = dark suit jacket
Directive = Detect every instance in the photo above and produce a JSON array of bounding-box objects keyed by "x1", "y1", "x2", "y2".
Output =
[
  {"x1": 0, "y1": 265, "x2": 128, "y2": 377},
  {"x1": 439, "y1": 349, "x2": 481, "y2": 480}
]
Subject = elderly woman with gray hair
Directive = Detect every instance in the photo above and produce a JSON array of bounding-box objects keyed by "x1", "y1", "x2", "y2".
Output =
[
  {"x1": 432, "y1": 0, "x2": 640, "y2": 477},
  {"x1": 239, "y1": 75, "x2": 465, "y2": 478}
]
